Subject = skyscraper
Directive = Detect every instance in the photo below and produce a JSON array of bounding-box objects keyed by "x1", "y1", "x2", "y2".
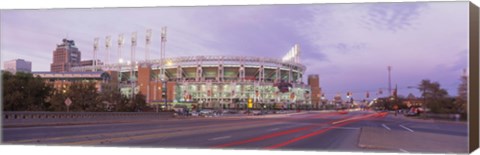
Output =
[
  {"x1": 50, "y1": 39, "x2": 81, "y2": 72},
  {"x1": 3, "y1": 59, "x2": 32, "y2": 73}
]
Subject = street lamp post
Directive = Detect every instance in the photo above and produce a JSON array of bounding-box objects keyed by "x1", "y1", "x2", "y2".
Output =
[{"x1": 162, "y1": 79, "x2": 167, "y2": 111}]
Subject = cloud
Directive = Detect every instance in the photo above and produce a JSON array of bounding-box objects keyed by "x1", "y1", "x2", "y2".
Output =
[
  {"x1": 363, "y1": 2, "x2": 427, "y2": 32},
  {"x1": 291, "y1": 2, "x2": 468, "y2": 96},
  {"x1": 0, "y1": 2, "x2": 469, "y2": 97}
]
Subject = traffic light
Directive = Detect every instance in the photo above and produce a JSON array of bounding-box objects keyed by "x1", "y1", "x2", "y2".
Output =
[{"x1": 247, "y1": 98, "x2": 253, "y2": 109}]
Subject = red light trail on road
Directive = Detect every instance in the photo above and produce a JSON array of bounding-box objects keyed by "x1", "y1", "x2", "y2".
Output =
[
  {"x1": 212, "y1": 112, "x2": 387, "y2": 149},
  {"x1": 264, "y1": 112, "x2": 386, "y2": 149}
]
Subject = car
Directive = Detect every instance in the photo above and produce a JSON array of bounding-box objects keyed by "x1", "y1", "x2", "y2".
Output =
[
  {"x1": 405, "y1": 111, "x2": 419, "y2": 116},
  {"x1": 404, "y1": 107, "x2": 421, "y2": 116},
  {"x1": 190, "y1": 112, "x2": 199, "y2": 117}
]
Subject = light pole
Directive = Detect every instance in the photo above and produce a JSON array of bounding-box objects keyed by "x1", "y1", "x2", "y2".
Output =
[
  {"x1": 162, "y1": 78, "x2": 167, "y2": 111},
  {"x1": 388, "y1": 66, "x2": 392, "y2": 95}
]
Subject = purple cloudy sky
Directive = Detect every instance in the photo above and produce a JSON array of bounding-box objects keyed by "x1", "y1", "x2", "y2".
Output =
[{"x1": 0, "y1": 2, "x2": 469, "y2": 99}]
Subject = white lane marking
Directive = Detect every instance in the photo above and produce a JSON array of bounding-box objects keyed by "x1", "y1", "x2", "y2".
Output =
[
  {"x1": 268, "y1": 128, "x2": 280, "y2": 131},
  {"x1": 399, "y1": 148, "x2": 409, "y2": 153},
  {"x1": 208, "y1": 136, "x2": 231, "y2": 141},
  {"x1": 381, "y1": 124, "x2": 391, "y2": 131},
  {"x1": 399, "y1": 125, "x2": 414, "y2": 132}
]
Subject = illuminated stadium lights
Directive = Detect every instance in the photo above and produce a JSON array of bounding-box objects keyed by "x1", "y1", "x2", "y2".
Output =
[
  {"x1": 166, "y1": 60, "x2": 173, "y2": 66},
  {"x1": 282, "y1": 44, "x2": 300, "y2": 63},
  {"x1": 71, "y1": 30, "x2": 313, "y2": 109}
]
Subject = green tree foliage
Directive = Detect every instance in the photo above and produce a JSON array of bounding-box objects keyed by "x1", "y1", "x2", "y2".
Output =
[
  {"x1": 133, "y1": 93, "x2": 148, "y2": 111},
  {"x1": 99, "y1": 83, "x2": 128, "y2": 112},
  {"x1": 2, "y1": 70, "x2": 151, "y2": 112},
  {"x1": 113, "y1": 95, "x2": 132, "y2": 112},
  {"x1": 456, "y1": 71, "x2": 468, "y2": 116},
  {"x1": 98, "y1": 83, "x2": 149, "y2": 112},
  {"x1": 65, "y1": 82, "x2": 100, "y2": 112},
  {"x1": 49, "y1": 89, "x2": 67, "y2": 111},
  {"x1": 2, "y1": 71, "x2": 53, "y2": 111},
  {"x1": 418, "y1": 79, "x2": 454, "y2": 114}
]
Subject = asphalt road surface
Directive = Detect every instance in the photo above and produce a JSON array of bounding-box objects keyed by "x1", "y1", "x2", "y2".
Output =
[{"x1": 2, "y1": 110, "x2": 468, "y2": 153}]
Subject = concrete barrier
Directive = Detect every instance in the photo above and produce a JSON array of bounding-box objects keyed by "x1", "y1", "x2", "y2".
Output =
[{"x1": 2, "y1": 111, "x2": 174, "y2": 123}]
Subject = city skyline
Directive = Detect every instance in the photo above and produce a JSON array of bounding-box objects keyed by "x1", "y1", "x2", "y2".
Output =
[{"x1": 0, "y1": 2, "x2": 469, "y2": 98}]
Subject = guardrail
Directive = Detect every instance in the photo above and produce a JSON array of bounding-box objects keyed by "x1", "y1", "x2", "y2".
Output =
[{"x1": 3, "y1": 111, "x2": 174, "y2": 121}]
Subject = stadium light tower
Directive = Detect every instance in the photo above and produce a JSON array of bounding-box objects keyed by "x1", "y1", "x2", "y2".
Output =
[
  {"x1": 118, "y1": 34, "x2": 125, "y2": 64},
  {"x1": 160, "y1": 27, "x2": 167, "y2": 80},
  {"x1": 131, "y1": 32, "x2": 137, "y2": 100},
  {"x1": 93, "y1": 37, "x2": 99, "y2": 72},
  {"x1": 146, "y1": 29, "x2": 152, "y2": 62},
  {"x1": 105, "y1": 36, "x2": 111, "y2": 67},
  {"x1": 116, "y1": 34, "x2": 125, "y2": 82}
]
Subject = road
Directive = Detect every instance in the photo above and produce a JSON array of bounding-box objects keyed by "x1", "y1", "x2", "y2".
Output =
[{"x1": 2, "y1": 110, "x2": 468, "y2": 153}]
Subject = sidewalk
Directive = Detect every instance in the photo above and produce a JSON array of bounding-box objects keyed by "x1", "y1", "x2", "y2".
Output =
[
  {"x1": 391, "y1": 112, "x2": 467, "y2": 125},
  {"x1": 358, "y1": 126, "x2": 468, "y2": 153}
]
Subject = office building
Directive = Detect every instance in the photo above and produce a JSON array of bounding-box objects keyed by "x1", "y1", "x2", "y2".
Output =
[
  {"x1": 50, "y1": 39, "x2": 81, "y2": 72},
  {"x1": 3, "y1": 59, "x2": 32, "y2": 74}
]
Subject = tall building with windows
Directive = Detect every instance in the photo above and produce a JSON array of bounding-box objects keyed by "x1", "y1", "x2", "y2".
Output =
[
  {"x1": 308, "y1": 74, "x2": 321, "y2": 109},
  {"x1": 50, "y1": 39, "x2": 81, "y2": 72},
  {"x1": 3, "y1": 59, "x2": 32, "y2": 73}
]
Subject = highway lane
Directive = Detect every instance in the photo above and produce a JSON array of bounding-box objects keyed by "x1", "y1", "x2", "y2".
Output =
[
  {"x1": 116, "y1": 112, "x2": 356, "y2": 149},
  {"x1": 2, "y1": 111, "x2": 353, "y2": 144},
  {"x1": 2, "y1": 110, "x2": 468, "y2": 153},
  {"x1": 3, "y1": 118, "x2": 248, "y2": 142}
]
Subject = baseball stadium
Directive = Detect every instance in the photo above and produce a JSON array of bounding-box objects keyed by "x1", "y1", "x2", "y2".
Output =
[{"x1": 69, "y1": 30, "x2": 315, "y2": 110}]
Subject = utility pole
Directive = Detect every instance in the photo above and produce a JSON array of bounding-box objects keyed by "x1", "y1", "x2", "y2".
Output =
[{"x1": 388, "y1": 66, "x2": 392, "y2": 96}]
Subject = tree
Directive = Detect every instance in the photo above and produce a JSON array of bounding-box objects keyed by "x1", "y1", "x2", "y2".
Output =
[
  {"x1": 48, "y1": 89, "x2": 67, "y2": 111},
  {"x1": 66, "y1": 82, "x2": 101, "y2": 112},
  {"x1": 133, "y1": 93, "x2": 148, "y2": 112},
  {"x1": 2, "y1": 71, "x2": 53, "y2": 111},
  {"x1": 99, "y1": 83, "x2": 128, "y2": 112},
  {"x1": 418, "y1": 79, "x2": 453, "y2": 113},
  {"x1": 113, "y1": 95, "x2": 132, "y2": 112},
  {"x1": 456, "y1": 70, "x2": 468, "y2": 116}
]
